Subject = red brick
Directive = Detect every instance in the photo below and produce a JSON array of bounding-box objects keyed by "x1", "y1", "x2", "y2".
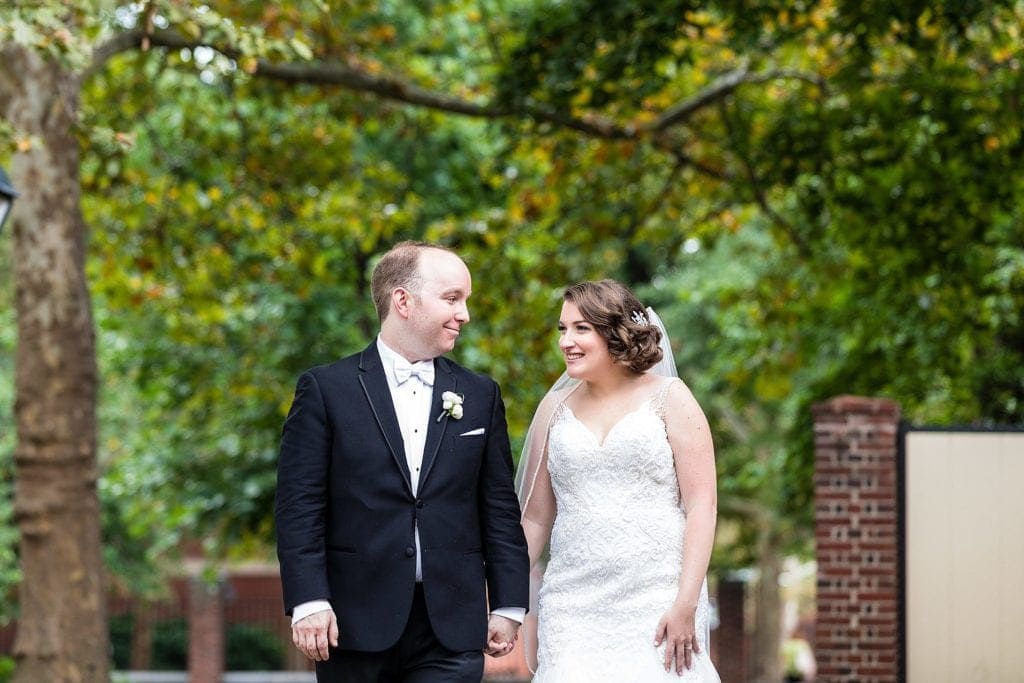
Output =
[
  {"x1": 813, "y1": 396, "x2": 900, "y2": 682},
  {"x1": 188, "y1": 576, "x2": 225, "y2": 683}
]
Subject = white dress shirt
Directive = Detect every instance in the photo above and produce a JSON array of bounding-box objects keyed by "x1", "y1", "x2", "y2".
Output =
[
  {"x1": 292, "y1": 338, "x2": 523, "y2": 625},
  {"x1": 377, "y1": 337, "x2": 432, "y2": 582}
]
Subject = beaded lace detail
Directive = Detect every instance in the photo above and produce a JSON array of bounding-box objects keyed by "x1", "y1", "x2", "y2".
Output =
[{"x1": 532, "y1": 377, "x2": 720, "y2": 682}]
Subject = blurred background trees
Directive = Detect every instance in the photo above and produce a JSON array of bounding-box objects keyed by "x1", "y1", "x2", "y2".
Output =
[{"x1": 1, "y1": 0, "x2": 1022, "y2": 680}]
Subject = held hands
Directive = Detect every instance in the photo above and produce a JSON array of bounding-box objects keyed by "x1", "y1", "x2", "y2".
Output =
[
  {"x1": 654, "y1": 600, "x2": 700, "y2": 675},
  {"x1": 484, "y1": 614, "x2": 520, "y2": 658},
  {"x1": 292, "y1": 610, "x2": 339, "y2": 662}
]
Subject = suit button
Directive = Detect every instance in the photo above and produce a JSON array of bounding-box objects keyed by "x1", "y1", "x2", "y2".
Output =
[
  {"x1": 416, "y1": 499, "x2": 424, "y2": 509},
  {"x1": 405, "y1": 547, "x2": 415, "y2": 558}
]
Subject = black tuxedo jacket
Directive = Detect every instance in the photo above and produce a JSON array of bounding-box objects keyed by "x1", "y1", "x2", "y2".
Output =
[{"x1": 275, "y1": 342, "x2": 529, "y2": 652}]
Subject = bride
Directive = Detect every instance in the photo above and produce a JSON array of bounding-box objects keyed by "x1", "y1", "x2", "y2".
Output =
[{"x1": 517, "y1": 280, "x2": 720, "y2": 682}]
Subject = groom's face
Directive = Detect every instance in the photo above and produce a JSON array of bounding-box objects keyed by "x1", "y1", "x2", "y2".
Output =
[{"x1": 405, "y1": 249, "x2": 472, "y2": 360}]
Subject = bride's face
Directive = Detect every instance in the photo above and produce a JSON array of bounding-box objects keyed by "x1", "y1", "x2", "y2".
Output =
[{"x1": 558, "y1": 301, "x2": 614, "y2": 380}]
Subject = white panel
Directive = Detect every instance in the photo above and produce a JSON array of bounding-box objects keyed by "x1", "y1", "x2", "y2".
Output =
[
  {"x1": 995, "y1": 434, "x2": 1024, "y2": 680},
  {"x1": 905, "y1": 431, "x2": 1024, "y2": 683}
]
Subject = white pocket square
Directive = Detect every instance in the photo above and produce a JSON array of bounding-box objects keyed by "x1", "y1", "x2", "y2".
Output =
[{"x1": 459, "y1": 428, "x2": 486, "y2": 437}]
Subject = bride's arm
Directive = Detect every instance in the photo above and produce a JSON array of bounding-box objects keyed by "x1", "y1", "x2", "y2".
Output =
[
  {"x1": 517, "y1": 391, "x2": 561, "y2": 570},
  {"x1": 515, "y1": 393, "x2": 562, "y2": 674},
  {"x1": 520, "y1": 452, "x2": 556, "y2": 570},
  {"x1": 655, "y1": 378, "x2": 718, "y2": 673},
  {"x1": 666, "y1": 378, "x2": 718, "y2": 611}
]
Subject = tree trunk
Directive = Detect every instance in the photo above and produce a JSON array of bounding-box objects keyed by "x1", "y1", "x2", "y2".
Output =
[
  {"x1": 749, "y1": 532, "x2": 783, "y2": 683},
  {"x1": 1, "y1": 44, "x2": 109, "y2": 683},
  {"x1": 129, "y1": 600, "x2": 154, "y2": 671}
]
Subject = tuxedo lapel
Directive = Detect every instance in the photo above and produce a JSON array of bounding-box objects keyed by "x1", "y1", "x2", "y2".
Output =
[
  {"x1": 419, "y1": 357, "x2": 457, "y2": 490},
  {"x1": 357, "y1": 344, "x2": 412, "y2": 493}
]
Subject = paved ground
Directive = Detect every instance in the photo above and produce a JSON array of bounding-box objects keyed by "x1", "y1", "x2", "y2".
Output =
[{"x1": 114, "y1": 672, "x2": 529, "y2": 683}]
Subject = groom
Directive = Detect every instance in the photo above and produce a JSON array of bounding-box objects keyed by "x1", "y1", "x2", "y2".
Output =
[{"x1": 275, "y1": 241, "x2": 529, "y2": 681}]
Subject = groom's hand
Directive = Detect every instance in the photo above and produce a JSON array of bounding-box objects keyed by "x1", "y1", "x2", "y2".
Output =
[
  {"x1": 292, "y1": 610, "x2": 339, "y2": 662},
  {"x1": 484, "y1": 614, "x2": 519, "y2": 658}
]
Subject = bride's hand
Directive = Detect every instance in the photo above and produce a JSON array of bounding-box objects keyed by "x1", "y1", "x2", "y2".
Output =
[{"x1": 654, "y1": 600, "x2": 700, "y2": 675}]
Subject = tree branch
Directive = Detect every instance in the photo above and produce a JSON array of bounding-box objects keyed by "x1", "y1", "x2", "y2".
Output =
[
  {"x1": 717, "y1": 99, "x2": 811, "y2": 258},
  {"x1": 91, "y1": 29, "x2": 820, "y2": 140},
  {"x1": 653, "y1": 66, "x2": 826, "y2": 132},
  {"x1": 719, "y1": 497, "x2": 773, "y2": 523},
  {"x1": 88, "y1": 28, "x2": 639, "y2": 138},
  {"x1": 86, "y1": 28, "x2": 817, "y2": 188},
  {"x1": 624, "y1": 154, "x2": 688, "y2": 239},
  {"x1": 654, "y1": 66, "x2": 752, "y2": 131}
]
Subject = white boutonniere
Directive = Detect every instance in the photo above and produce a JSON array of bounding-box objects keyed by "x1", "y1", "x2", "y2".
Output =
[{"x1": 437, "y1": 391, "x2": 464, "y2": 422}]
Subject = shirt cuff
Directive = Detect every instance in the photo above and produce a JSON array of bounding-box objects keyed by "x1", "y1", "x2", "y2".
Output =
[
  {"x1": 490, "y1": 607, "x2": 526, "y2": 624},
  {"x1": 291, "y1": 600, "x2": 333, "y2": 625}
]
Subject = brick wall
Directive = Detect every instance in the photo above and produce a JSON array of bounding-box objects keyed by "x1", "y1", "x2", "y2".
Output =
[
  {"x1": 712, "y1": 578, "x2": 747, "y2": 683},
  {"x1": 2, "y1": 566, "x2": 746, "y2": 682},
  {"x1": 812, "y1": 395, "x2": 900, "y2": 682},
  {"x1": 188, "y1": 575, "x2": 225, "y2": 683}
]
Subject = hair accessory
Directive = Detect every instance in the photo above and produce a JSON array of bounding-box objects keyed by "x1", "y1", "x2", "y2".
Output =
[{"x1": 630, "y1": 310, "x2": 649, "y2": 326}]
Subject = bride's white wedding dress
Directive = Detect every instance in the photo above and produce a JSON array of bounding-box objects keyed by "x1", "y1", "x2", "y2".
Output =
[{"x1": 531, "y1": 379, "x2": 720, "y2": 682}]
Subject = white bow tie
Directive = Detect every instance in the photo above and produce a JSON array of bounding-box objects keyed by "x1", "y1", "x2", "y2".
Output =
[{"x1": 394, "y1": 357, "x2": 434, "y2": 386}]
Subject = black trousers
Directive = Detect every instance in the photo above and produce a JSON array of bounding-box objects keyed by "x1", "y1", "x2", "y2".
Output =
[{"x1": 315, "y1": 585, "x2": 484, "y2": 683}]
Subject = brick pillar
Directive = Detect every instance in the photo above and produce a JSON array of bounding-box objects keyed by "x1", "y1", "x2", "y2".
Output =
[
  {"x1": 812, "y1": 396, "x2": 900, "y2": 683},
  {"x1": 188, "y1": 575, "x2": 225, "y2": 683},
  {"x1": 712, "y1": 578, "x2": 747, "y2": 683}
]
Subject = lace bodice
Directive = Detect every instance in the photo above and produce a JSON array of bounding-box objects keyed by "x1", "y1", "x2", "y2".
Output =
[{"x1": 532, "y1": 378, "x2": 719, "y2": 682}]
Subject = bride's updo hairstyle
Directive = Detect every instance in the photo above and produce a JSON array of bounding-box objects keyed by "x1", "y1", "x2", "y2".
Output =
[{"x1": 563, "y1": 279, "x2": 663, "y2": 374}]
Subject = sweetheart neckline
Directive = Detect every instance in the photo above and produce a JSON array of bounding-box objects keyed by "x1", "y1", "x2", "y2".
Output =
[{"x1": 560, "y1": 399, "x2": 656, "y2": 449}]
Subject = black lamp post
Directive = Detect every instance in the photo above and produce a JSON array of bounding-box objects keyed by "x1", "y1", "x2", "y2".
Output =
[{"x1": 0, "y1": 167, "x2": 19, "y2": 234}]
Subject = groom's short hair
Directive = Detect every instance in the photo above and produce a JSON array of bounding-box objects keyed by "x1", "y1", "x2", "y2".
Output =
[{"x1": 371, "y1": 241, "x2": 459, "y2": 322}]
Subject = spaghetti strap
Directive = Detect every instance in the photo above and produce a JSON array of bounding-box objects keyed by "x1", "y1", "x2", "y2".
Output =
[{"x1": 653, "y1": 376, "x2": 679, "y2": 421}]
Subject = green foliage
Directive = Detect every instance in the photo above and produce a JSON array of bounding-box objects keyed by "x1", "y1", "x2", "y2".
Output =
[
  {"x1": 108, "y1": 615, "x2": 283, "y2": 671},
  {"x1": 499, "y1": 0, "x2": 1024, "y2": 562},
  {"x1": 738, "y1": 1, "x2": 1024, "y2": 426},
  {"x1": 500, "y1": 0, "x2": 700, "y2": 111},
  {"x1": 108, "y1": 614, "x2": 133, "y2": 670},
  {"x1": 0, "y1": 227, "x2": 19, "y2": 621},
  {"x1": 0, "y1": 656, "x2": 13, "y2": 683},
  {"x1": 81, "y1": 0, "x2": 1024, "y2": 576},
  {"x1": 3, "y1": 0, "x2": 1022, "y2": 613},
  {"x1": 225, "y1": 624, "x2": 285, "y2": 671},
  {"x1": 76, "y1": 1, "x2": 657, "y2": 575},
  {"x1": 151, "y1": 619, "x2": 188, "y2": 670}
]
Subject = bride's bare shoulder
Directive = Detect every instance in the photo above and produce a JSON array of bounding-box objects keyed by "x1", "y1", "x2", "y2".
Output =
[{"x1": 532, "y1": 382, "x2": 581, "y2": 419}]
